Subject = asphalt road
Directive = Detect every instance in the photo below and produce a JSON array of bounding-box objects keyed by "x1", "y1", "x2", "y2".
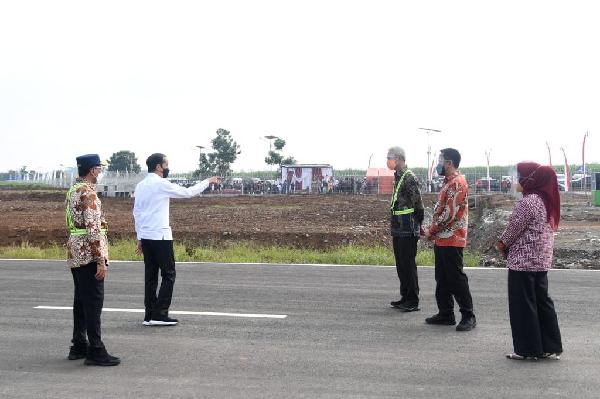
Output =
[{"x1": 1, "y1": 259, "x2": 598, "y2": 399}]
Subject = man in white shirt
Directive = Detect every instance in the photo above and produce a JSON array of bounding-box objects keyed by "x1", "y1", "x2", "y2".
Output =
[{"x1": 133, "y1": 153, "x2": 220, "y2": 326}]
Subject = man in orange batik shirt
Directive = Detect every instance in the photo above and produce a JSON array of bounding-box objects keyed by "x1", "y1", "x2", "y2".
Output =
[{"x1": 424, "y1": 148, "x2": 476, "y2": 332}]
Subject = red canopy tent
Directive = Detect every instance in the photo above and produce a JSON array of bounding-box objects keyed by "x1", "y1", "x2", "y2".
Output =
[{"x1": 365, "y1": 168, "x2": 395, "y2": 194}]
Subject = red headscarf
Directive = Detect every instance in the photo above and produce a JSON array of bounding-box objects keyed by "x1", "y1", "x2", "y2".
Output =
[{"x1": 517, "y1": 162, "x2": 560, "y2": 231}]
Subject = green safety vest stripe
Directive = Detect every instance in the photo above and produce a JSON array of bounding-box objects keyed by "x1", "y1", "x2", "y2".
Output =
[
  {"x1": 390, "y1": 170, "x2": 415, "y2": 211},
  {"x1": 392, "y1": 208, "x2": 415, "y2": 216},
  {"x1": 65, "y1": 183, "x2": 108, "y2": 236},
  {"x1": 70, "y1": 229, "x2": 108, "y2": 236}
]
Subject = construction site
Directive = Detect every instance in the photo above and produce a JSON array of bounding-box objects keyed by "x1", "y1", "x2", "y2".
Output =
[{"x1": 1, "y1": 186, "x2": 598, "y2": 269}]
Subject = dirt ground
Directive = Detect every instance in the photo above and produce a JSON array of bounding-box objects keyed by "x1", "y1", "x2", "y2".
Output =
[{"x1": 1, "y1": 188, "x2": 598, "y2": 269}]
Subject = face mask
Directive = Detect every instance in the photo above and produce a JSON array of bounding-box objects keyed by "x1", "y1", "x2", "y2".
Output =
[
  {"x1": 386, "y1": 159, "x2": 396, "y2": 170},
  {"x1": 436, "y1": 163, "x2": 445, "y2": 176},
  {"x1": 96, "y1": 172, "x2": 104, "y2": 183},
  {"x1": 162, "y1": 167, "x2": 170, "y2": 179}
]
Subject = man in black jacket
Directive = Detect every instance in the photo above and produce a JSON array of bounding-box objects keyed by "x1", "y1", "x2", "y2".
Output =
[{"x1": 387, "y1": 147, "x2": 425, "y2": 312}]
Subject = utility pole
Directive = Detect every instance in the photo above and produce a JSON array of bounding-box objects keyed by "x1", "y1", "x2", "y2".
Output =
[
  {"x1": 418, "y1": 128, "x2": 441, "y2": 192},
  {"x1": 582, "y1": 132, "x2": 589, "y2": 194},
  {"x1": 485, "y1": 149, "x2": 492, "y2": 193},
  {"x1": 561, "y1": 147, "x2": 570, "y2": 192}
]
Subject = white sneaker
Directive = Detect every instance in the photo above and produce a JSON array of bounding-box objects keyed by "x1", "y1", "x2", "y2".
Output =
[{"x1": 149, "y1": 317, "x2": 178, "y2": 326}]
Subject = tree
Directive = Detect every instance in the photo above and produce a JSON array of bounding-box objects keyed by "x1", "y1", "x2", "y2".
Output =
[
  {"x1": 265, "y1": 137, "x2": 295, "y2": 166},
  {"x1": 281, "y1": 156, "x2": 296, "y2": 165},
  {"x1": 194, "y1": 128, "x2": 240, "y2": 178},
  {"x1": 107, "y1": 150, "x2": 141, "y2": 173},
  {"x1": 265, "y1": 150, "x2": 283, "y2": 166},
  {"x1": 274, "y1": 138, "x2": 286, "y2": 151}
]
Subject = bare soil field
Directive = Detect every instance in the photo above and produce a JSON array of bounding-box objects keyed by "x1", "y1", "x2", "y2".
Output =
[{"x1": 0, "y1": 188, "x2": 598, "y2": 268}]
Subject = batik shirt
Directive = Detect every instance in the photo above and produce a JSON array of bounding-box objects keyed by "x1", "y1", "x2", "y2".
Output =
[
  {"x1": 500, "y1": 193, "x2": 554, "y2": 271},
  {"x1": 66, "y1": 179, "x2": 109, "y2": 268},
  {"x1": 430, "y1": 172, "x2": 469, "y2": 248}
]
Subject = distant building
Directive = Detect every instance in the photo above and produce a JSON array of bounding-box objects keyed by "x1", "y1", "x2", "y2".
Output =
[
  {"x1": 280, "y1": 164, "x2": 333, "y2": 193},
  {"x1": 97, "y1": 171, "x2": 144, "y2": 198}
]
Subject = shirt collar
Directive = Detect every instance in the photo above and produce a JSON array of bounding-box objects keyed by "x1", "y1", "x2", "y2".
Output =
[
  {"x1": 75, "y1": 177, "x2": 96, "y2": 191},
  {"x1": 395, "y1": 166, "x2": 408, "y2": 177},
  {"x1": 444, "y1": 171, "x2": 460, "y2": 183}
]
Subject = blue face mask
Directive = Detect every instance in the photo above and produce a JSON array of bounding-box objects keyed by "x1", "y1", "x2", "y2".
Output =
[{"x1": 436, "y1": 163, "x2": 446, "y2": 176}]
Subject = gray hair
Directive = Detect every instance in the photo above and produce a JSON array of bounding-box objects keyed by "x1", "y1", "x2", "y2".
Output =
[{"x1": 387, "y1": 146, "x2": 406, "y2": 161}]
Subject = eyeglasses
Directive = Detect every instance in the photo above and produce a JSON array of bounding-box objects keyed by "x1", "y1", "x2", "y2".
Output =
[{"x1": 386, "y1": 156, "x2": 397, "y2": 160}]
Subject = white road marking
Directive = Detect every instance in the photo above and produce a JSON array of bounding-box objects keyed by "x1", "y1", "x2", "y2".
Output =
[
  {"x1": 1, "y1": 258, "x2": 597, "y2": 271},
  {"x1": 34, "y1": 306, "x2": 287, "y2": 319}
]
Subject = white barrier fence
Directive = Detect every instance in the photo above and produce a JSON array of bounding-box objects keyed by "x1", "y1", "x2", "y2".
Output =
[{"x1": 4, "y1": 169, "x2": 599, "y2": 197}]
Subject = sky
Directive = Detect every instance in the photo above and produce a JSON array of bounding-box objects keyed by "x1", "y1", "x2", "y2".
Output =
[{"x1": 1, "y1": 0, "x2": 599, "y2": 173}]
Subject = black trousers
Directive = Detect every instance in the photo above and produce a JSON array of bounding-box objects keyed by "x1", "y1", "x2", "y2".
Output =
[
  {"x1": 71, "y1": 262, "x2": 104, "y2": 349},
  {"x1": 508, "y1": 269, "x2": 563, "y2": 356},
  {"x1": 141, "y1": 239, "x2": 176, "y2": 319},
  {"x1": 392, "y1": 236, "x2": 419, "y2": 305},
  {"x1": 434, "y1": 245, "x2": 474, "y2": 318}
]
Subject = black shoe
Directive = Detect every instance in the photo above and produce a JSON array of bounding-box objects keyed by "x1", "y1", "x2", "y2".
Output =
[
  {"x1": 425, "y1": 313, "x2": 456, "y2": 325},
  {"x1": 68, "y1": 344, "x2": 88, "y2": 360},
  {"x1": 397, "y1": 303, "x2": 420, "y2": 312},
  {"x1": 456, "y1": 316, "x2": 477, "y2": 331},
  {"x1": 541, "y1": 352, "x2": 562, "y2": 360},
  {"x1": 390, "y1": 300, "x2": 404, "y2": 308},
  {"x1": 149, "y1": 316, "x2": 179, "y2": 326},
  {"x1": 84, "y1": 348, "x2": 121, "y2": 367}
]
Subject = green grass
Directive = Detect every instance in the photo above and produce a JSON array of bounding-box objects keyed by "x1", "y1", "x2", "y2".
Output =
[
  {"x1": 0, "y1": 240, "x2": 481, "y2": 267},
  {"x1": 0, "y1": 242, "x2": 66, "y2": 259}
]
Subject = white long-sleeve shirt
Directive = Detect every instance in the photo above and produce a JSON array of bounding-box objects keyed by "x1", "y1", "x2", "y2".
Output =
[{"x1": 133, "y1": 173, "x2": 210, "y2": 240}]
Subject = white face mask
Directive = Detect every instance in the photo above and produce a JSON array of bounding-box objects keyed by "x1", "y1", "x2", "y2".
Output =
[{"x1": 95, "y1": 171, "x2": 105, "y2": 184}]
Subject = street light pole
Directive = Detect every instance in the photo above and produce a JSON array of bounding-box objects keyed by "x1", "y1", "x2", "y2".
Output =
[
  {"x1": 195, "y1": 145, "x2": 205, "y2": 171},
  {"x1": 264, "y1": 135, "x2": 279, "y2": 153},
  {"x1": 582, "y1": 132, "x2": 589, "y2": 194},
  {"x1": 485, "y1": 149, "x2": 492, "y2": 193},
  {"x1": 196, "y1": 145, "x2": 206, "y2": 169},
  {"x1": 264, "y1": 135, "x2": 279, "y2": 177},
  {"x1": 418, "y1": 128, "x2": 441, "y2": 192}
]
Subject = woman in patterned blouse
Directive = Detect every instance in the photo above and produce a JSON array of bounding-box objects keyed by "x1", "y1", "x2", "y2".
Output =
[{"x1": 495, "y1": 162, "x2": 563, "y2": 360}]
